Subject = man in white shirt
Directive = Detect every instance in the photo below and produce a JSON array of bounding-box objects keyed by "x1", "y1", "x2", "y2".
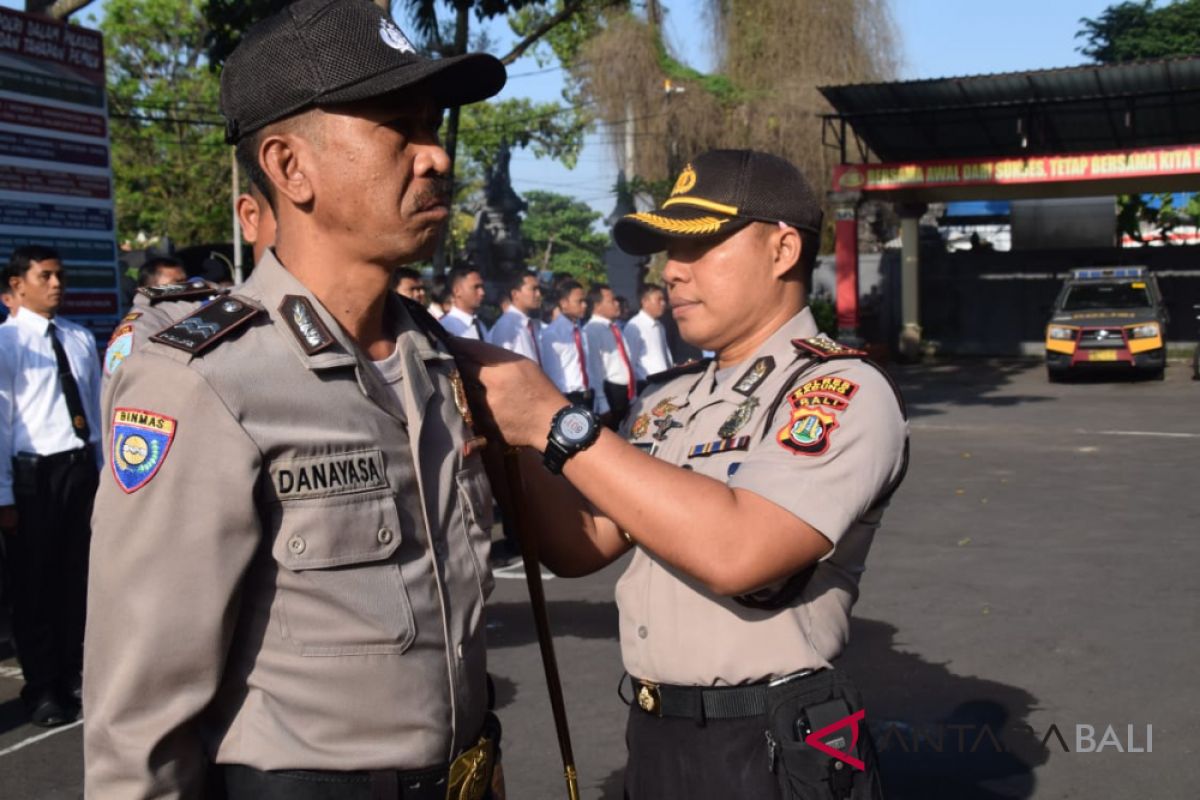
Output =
[
  {"x1": 487, "y1": 270, "x2": 543, "y2": 363},
  {"x1": 438, "y1": 265, "x2": 487, "y2": 339},
  {"x1": 623, "y1": 284, "x2": 674, "y2": 389},
  {"x1": 0, "y1": 245, "x2": 101, "y2": 728},
  {"x1": 584, "y1": 282, "x2": 637, "y2": 426},
  {"x1": 539, "y1": 279, "x2": 609, "y2": 417}
]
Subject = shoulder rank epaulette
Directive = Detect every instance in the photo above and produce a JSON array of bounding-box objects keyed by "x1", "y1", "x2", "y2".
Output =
[
  {"x1": 150, "y1": 296, "x2": 263, "y2": 355},
  {"x1": 646, "y1": 357, "x2": 711, "y2": 386},
  {"x1": 791, "y1": 337, "x2": 868, "y2": 361},
  {"x1": 137, "y1": 279, "x2": 222, "y2": 305}
]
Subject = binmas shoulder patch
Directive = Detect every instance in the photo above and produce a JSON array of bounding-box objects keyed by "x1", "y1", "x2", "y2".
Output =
[
  {"x1": 150, "y1": 296, "x2": 263, "y2": 355},
  {"x1": 111, "y1": 408, "x2": 177, "y2": 493}
]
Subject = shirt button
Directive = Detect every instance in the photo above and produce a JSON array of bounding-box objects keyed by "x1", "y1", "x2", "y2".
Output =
[
  {"x1": 377, "y1": 528, "x2": 394, "y2": 544},
  {"x1": 288, "y1": 536, "x2": 305, "y2": 555},
  {"x1": 456, "y1": 643, "x2": 465, "y2": 659},
  {"x1": 637, "y1": 625, "x2": 648, "y2": 639},
  {"x1": 435, "y1": 542, "x2": 448, "y2": 560}
]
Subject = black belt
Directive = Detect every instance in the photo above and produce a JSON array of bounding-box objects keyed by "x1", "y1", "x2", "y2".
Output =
[
  {"x1": 629, "y1": 670, "x2": 818, "y2": 720},
  {"x1": 219, "y1": 762, "x2": 449, "y2": 800},
  {"x1": 16, "y1": 445, "x2": 92, "y2": 466}
]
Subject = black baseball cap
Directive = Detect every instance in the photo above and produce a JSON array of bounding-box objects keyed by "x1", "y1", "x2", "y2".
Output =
[
  {"x1": 613, "y1": 149, "x2": 823, "y2": 255},
  {"x1": 220, "y1": 0, "x2": 506, "y2": 144}
]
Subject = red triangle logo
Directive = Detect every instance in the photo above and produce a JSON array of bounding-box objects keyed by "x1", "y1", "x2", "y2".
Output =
[{"x1": 803, "y1": 709, "x2": 867, "y2": 771}]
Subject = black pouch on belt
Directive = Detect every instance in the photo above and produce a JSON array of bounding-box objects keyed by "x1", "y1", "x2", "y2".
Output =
[{"x1": 765, "y1": 670, "x2": 883, "y2": 800}]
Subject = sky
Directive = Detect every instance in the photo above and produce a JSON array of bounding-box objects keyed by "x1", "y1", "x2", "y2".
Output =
[{"x1": 2, "y1": 0, "x2": 1119, "y2": 216}]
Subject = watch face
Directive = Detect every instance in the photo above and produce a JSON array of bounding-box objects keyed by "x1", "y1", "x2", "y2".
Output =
[{"x1": 559, "y1": 410, "x2": 592, "y2": 443}]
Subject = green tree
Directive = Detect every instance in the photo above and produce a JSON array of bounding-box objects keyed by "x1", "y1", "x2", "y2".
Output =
[
  {"x1": 1077, "y1": 0, "x2": 1200, "y2": 62},
  {"x1": 103, "y1": 0, "x2": 229, "y2": 246},
  {"x1": 1078, "y1": 2, "x2": 1200, "y2": 242},
  {"x1": 521, "y1": 190, "x2": 607, "y2": 284}
]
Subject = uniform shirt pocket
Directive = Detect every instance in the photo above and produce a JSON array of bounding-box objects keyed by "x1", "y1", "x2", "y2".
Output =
[
  {"x1": 454, "y1": 463, "x2": 495, "y2": 599},
  {"x1": 269, "y1": 489, "x2": 416, "y2": 656}
]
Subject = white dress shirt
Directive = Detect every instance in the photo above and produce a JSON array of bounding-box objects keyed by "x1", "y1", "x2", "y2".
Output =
[
  {"x1": 487, "y1": 307, "x2": 542, "y2": 364},
  {"x1": 538, "y1": 314, "x2": 609, "y2": 415},
  {"x1": 622, "y1": 310, "x2": 674, "y2": 381},
  {"x1": 583, "y1": 314, "x2": 635, "y2": 388},
  {"x1": 0, "y1": 311, "x2": 103, "y2": 504},
  {"x1": 439, "y1": 305, "x2": 487, "y2": 340}
]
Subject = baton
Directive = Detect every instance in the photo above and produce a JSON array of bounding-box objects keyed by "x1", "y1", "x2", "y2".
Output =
[{"x1": 500, "y1": 448, "x2": 581, "y2": 800}]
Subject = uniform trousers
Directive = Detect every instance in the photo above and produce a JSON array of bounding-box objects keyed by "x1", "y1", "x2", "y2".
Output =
[
  {"x1": 3, "y1": 446, "x2": 97, "y2": 708},
  {"x1": 602, "y1": 380, "x2": 632, "y2": 429}
]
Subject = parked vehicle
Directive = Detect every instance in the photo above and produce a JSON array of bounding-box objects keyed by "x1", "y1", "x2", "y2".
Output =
[{"x1": 1044, "y1": 267, "x2": 1168, "y2": 381}]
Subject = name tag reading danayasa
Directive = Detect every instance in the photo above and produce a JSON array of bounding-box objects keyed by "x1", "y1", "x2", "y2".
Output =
[{"x1": 270, "y1": 449, "x2": 388, "y2": 500}]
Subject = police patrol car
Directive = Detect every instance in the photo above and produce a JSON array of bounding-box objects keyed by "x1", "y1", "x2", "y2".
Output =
[{"x1": 1044, "y1": 267, "x2": 1167, "y2": 380}]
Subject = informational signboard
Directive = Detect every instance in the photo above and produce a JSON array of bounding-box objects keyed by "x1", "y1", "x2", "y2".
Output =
[
  {"x1": 0, "y1": 7, "x2": 118, "y2": 335},
  {"x1": 832, "y1": 144, "x2": 1200, "y2": 195}
]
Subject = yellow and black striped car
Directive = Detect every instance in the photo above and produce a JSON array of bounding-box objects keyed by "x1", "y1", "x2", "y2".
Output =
[{"x1": 1045, "y1": 267, "x2": 1167, "y2": 381}]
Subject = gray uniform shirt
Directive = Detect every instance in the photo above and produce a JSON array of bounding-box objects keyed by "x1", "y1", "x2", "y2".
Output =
[
  {"x1": 616, "y1": 308, "x2": 907, "y2": 686},
  {"x1": 84, "y1": 252, "x2": 494, "y2": 798}
]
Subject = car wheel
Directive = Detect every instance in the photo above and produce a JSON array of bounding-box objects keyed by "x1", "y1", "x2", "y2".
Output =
[{"x1": 1047, "y1": 368, "x2": 1065, "y2": 383}]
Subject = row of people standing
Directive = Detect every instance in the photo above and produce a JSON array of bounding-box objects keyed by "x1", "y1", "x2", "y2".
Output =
[{"x1": 435, "y1": 265, "x2": 675, "y2": 426}]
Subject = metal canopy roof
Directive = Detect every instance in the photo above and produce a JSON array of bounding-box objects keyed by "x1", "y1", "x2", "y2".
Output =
[{"x1": 819, "y1": 58, "x2": 1200, "y2": 163}]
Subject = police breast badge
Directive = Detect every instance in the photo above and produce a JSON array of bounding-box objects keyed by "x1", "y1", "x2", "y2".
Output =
[{"x1": 111, "y1": 408, "x2": 177, "y2": 493}]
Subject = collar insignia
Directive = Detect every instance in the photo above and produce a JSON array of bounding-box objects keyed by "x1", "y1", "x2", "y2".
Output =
[
  {"x1": 734, "y1": 356, "x2": 775, "y2": 396},
  {"x1": 280, "y1": 296, "x2": 335, "y2": 356}
]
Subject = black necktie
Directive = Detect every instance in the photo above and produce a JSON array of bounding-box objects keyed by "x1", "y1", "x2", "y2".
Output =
[
  {"x1": 48, "y1": 322, "x2": 90, "y2": 444},
  {"x1": 473, "y1": 318, "x2": 485, "y2": 340}
]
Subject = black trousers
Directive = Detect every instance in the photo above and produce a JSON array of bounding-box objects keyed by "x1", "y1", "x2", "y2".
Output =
[
  {"x1": 3, "y1": 447, "x2": 97, "y2": 707},
  {"x1": 623, "y1": 672, "x2": 884, "y2": 800},
  {"x1": 603, "y1": 381, "x2": 632, "y2": 429},
  {"x1": 624, "y1": 706, "x2": 783, "y2": 800}
]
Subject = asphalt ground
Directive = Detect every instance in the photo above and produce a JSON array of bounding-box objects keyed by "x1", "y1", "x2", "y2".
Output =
[{"x1": 1, "y1": 357, "x2": 1197, "y2": 799}]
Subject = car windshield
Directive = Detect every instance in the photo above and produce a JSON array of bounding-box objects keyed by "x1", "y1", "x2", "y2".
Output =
[{"x1": 1061, "y1": 283, "x2": 1152, "y2": 311}]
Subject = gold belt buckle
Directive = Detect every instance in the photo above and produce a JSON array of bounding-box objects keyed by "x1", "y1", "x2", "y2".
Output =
[
  {"x1": 447, "y1": 735, "x2": 494, "y2": 800},
  {"x1": 636, "y1": 680, "x2": 661, "y2": 716}
]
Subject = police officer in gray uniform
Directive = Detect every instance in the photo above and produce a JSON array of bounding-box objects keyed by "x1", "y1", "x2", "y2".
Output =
[
  {"x1": 84, "y1": 3, "x2": 507, "y2": 798},
  {"x1": 455, "y1": 150, "x2": 908, "y2": 799}
]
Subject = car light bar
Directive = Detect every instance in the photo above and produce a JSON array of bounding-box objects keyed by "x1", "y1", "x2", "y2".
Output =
[{"x1": 1070, "y1": 267, "x2": 1146, "y2": 279}]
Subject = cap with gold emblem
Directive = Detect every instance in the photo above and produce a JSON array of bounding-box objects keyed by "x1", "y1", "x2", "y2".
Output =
[{"x1": 613, "y1": 149, "x2": 823, "y2": 255}]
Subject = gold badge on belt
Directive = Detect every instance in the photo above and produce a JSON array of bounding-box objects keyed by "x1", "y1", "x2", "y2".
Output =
[
  {"x1": 448, "y1": 735, "x2": 495, "y2": 800},
  {"x1": 636, "y1": 681, "x2": 661, "y2": 715}
]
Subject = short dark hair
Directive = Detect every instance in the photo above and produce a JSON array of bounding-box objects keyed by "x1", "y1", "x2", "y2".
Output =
[
  {"x1": 448, "y1": 264, "x2": 481, "y2": 291},
  {"x1": 392, "y1": 266, "x2": 421, "y2": 289},
  {"x1": 503, "y1": 270, "x2": 536, "y2": 300},
  {"x1": 587, "y1": 283, "x2": 611, "y2": 307},
  {"x1": 5, "y1": 245, "x2": 61, "y2": 285},
  {"x1": 139, "y1": 256, "x2": 186, "y2": 288},
  {"x1": 235, "y1": 130, "x2": 272, "y2": 209},
  {"x1": 637, "y1": 284, "x2": 664, "y2": 304},
  {"x1": 556, "y1": 279, "x2": 583, "y2": 305},
  {"x1": 798, "y1": 228, "x2": 820, "y2": 287}
]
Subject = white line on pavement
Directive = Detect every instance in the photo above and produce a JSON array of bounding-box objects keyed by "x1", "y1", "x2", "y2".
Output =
[
  {"x1": 0, "y1": 719, "x2": 82, "y2": 758},
  {"x1": 1091, "y1": 429, "x2": 1200, "y2": 439}
]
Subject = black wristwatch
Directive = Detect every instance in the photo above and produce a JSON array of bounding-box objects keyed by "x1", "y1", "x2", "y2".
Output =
[{"x1": 542, "y1": 404, "x2": 601, "y2": 475}]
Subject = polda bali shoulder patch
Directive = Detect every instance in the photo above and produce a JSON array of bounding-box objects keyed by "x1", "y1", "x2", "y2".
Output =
[
  {"x1": 777, "y1": 406, "x2": 839, "y2": 456},
  {"x1": 111, "y1": 408, "x2": 177, "y2": 493},
  {"x1": 104, "y1": 325, "x2": 134, "y2": 376},
  {"x1": 776, "y1": 373, "x2": 859, "y2": 456}
]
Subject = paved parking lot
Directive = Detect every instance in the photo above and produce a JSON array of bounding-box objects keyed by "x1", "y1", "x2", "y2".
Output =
[{"x1": 1, "y1": 358, "x2": 1197, "y2": 798}]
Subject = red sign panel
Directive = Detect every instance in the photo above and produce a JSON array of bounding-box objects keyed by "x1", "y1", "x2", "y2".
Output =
[
  {"x1": 0, "y1": 164, "x2": 110, "y2": 199},
  {"x1": 832, "y1": 144, "x2": 1200, "y2": 193},
  {"x1": 0, "y1": 97, "x2": 106, "y2": 137},
  {"x1": 0, "y1": 8, "x2": 104, "y2": 82}
]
